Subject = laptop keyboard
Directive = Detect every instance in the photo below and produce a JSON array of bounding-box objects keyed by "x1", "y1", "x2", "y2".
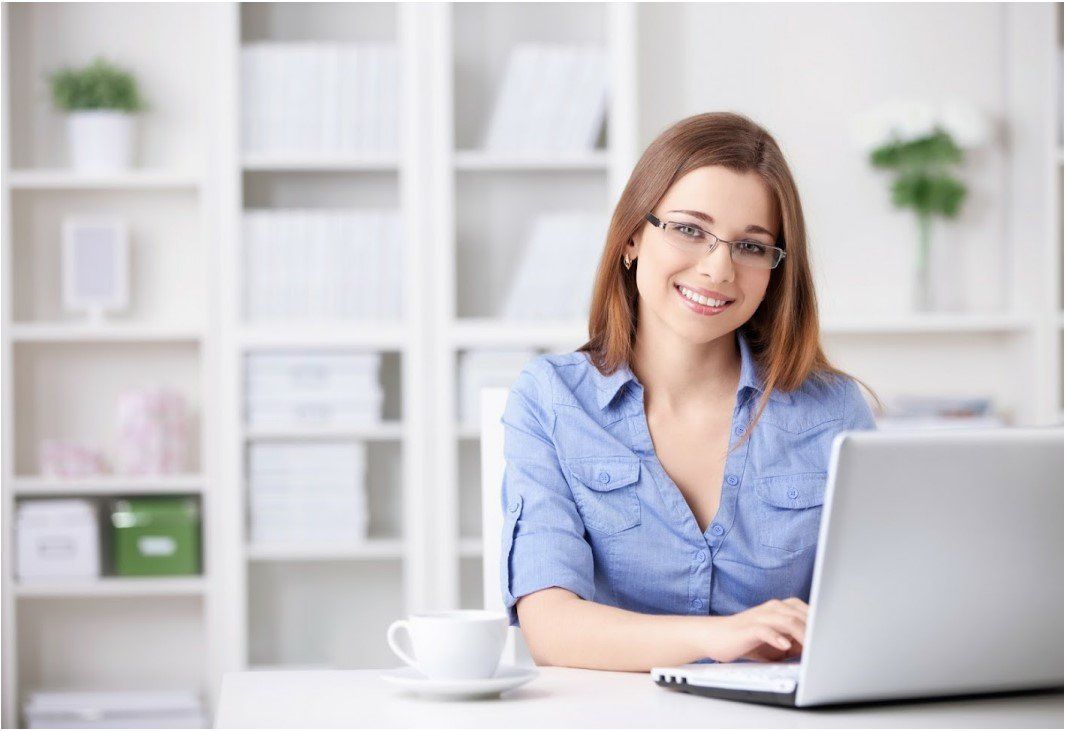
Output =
[{"x1": 652, "y1": 662, "x2": 800, "y2": 694}]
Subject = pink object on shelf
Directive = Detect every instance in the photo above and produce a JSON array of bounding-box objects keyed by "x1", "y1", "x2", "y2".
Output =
[
  {"x1": 115, "y1": 387, "x2": 191, "y2": 475},
  {"x1": 38, "y1": 439, "x2": 110, "y2": 478}
]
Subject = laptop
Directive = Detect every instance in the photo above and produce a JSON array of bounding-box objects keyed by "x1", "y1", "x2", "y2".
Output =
[{"x1": 651, "y1": 427, "x2": 1064, "y2": 707}]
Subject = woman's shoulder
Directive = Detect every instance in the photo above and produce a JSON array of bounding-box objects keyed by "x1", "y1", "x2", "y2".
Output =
[
  {"x1": 509, "y1": 350, "x2": 608, "y2": 416},
  {"x1": 776, "y1": 370, "x2": 873, "y2": 431}
]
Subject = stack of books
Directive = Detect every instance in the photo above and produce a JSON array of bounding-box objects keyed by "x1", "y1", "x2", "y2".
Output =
[
  {"x1": 458, "y1": 349, "x2": 538, "y2": 425},
  {"x1": 502, "y1": 211, "x2": 609, "y2": 320},
  {"x1": 483, "y1": 43, "x2": 607, "y2": 152},
  {"x1": 243, "y1": 209, "x2": 403, "y2": 321},
  {"x1": 245, "y1": 351, "x2": 383, "y2": 429},
  {"x1": 875, "y1": 395, "x2": 1003, "y2": 430},
  {"x1": 247, "y1": 442, "x2": 368, "y2": 545},
  {"x1": 241, "y1": 42, "x2": 399, "y2": 154}
]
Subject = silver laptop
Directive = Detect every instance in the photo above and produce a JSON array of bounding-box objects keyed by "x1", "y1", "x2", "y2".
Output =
[{"x1": 652, "y1": 427, "x2": 1064, "y2": 707}]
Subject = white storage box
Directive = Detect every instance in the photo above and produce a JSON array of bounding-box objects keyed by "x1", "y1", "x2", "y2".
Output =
[
  {"x1": 24, "y1": 690, "x2": 206, "y2": 729},
  {"x1": 245, "y1": 394, "x2": 383, "y2": 428},
  {"x1": 16, "y1": 499, "x2": 100, "y2": 581},
  {"x1": 248, "y1": 442, "x2": 366, "y2": 474}
]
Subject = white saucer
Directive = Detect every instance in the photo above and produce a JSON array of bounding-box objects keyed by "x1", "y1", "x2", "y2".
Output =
[{"x1": 380, "y1": 665, "x2": 538, "y2": 700}]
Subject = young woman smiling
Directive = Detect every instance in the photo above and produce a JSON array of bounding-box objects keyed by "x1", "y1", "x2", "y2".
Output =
[{"x1": 499, "y1": 112, "x2": 883, "y2": 671}]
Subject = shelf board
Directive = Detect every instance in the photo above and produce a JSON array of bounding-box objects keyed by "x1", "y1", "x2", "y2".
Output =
[
  {"x1": 246, "y1": 539, "x2": 404, "y2": 561},
  {"x1": 244, "y1": 422, "x2": 404, "y2": 441},
  {"x1": 456, "y1": 422, "x2": 481, "y2": 440},
  {"x1": 459, "y1": 537, "x2": 482, "y2": 557},
  {"x1": 9, "y1": 322, "x2": 203, "y2": 343},
  {"x1": 6, "y1": 169, "x2": 202, "y2": 190},
  {"x1": 238, "y1": 323, "x2": 407, "y2": 349},
  {"x1": 12, "y1": 474, "x2": 202, "y2": 496},
  {"x1": 15, "y1": 576, "x2": 206, "y2": 598},
  {"x1": 821, "y1": 312, "x2": 1034, "y2": 334},
  {"x1": 454, "y1": 149, "x2": 609, "y2": 171},
  {"x1": 241, "y1": 153, "x2": 399, "y2": 171}
]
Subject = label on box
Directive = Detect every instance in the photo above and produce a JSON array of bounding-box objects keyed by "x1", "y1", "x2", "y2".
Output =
[{"x1": 138, "y1": 535, "x2": 177, "y2": 557}]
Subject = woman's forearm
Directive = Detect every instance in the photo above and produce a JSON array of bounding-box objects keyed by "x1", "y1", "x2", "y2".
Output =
[{"x1": 515, "y1": 587, "x2": 716, "y2": 672}]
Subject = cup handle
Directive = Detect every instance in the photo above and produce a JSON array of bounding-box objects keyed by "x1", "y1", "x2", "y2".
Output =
[{"x1": 386, "y1": 620, "x2": 419, "y2": 669}]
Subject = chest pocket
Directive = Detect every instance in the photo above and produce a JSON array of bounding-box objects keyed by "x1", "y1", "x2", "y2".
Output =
[
  {"x1": 752, "y1": 471, "x2": 827, "y2": 552},
  {"x1": 563, "y1": 456, "x2": 642, "y2": 535}
]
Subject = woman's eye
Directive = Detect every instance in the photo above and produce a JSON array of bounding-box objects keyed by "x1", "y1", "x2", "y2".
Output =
[
  {"x1": 739, "y1": 241, "x2": 764, "y2": 253},
  {"x1": 675, "y1": 224, "x2": 702, "y2": 238}
]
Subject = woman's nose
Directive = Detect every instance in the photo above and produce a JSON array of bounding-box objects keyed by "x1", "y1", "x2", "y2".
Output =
[{"x1": 695, "y1": 241, "x2": 735, "y2": 282}]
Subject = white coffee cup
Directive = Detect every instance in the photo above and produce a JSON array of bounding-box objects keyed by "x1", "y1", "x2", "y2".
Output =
[{"x1": 386, "y1": 609, "x2": 508, "y2": 680}]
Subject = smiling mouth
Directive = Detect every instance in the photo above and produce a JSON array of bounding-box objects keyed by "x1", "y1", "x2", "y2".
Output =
[{"x1": 674, "y1": 283, "x2": 734, "y2": 310}]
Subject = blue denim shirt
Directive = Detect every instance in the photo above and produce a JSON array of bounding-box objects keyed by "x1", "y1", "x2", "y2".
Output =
[{"x1": 499, "y1": 327, "x2": 877, "y2": 641}]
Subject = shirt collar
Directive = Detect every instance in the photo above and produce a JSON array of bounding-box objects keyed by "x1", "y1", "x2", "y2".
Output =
[{"x1": 592, "y1": 329, "x2": 791, "y2": 410}]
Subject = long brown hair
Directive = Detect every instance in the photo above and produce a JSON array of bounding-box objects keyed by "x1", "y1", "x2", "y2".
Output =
[{"x1": 577, "y1": 111, "x2": 883, "y2": 453}]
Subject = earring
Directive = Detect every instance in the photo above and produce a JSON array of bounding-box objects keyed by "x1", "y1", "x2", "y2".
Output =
[{"x1": 623, "y1": 255, "x2": 632, "y2": 270}]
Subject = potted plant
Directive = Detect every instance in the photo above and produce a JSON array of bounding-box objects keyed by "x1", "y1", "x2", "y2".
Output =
[
  {"x1": 48, "y1": 56, "x2": 147, "y2": 172},
  {"x1": 852, "y1": 100, "x2": 991, "y2": 312}
]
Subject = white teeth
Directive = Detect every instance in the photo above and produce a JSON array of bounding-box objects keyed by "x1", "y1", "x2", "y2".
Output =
[{"x1": 678, "y1": 285, "x2": 727, "y2": 307}]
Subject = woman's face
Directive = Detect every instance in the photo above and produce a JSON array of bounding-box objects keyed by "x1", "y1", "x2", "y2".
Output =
[{"x1": 627, "y1": 165, "x2": 780, "y2": 344}]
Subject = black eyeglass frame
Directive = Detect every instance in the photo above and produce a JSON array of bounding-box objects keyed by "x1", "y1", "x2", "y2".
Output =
[{"x1": 644, "y1": 213, "x2": 787, "y2": 269}]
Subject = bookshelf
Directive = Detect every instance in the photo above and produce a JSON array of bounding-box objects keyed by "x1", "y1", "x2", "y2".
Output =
[
  {"x1": 1, "y1": 2, "x2": 227, "y2": 727},
  {"x1": 1, "y1": 3, "x2": 1061, "y2": 728}
]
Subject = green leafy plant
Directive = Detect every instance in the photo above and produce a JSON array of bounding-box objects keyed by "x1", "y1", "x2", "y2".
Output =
[
  {"x1": 49, "y1": 56, "x2": 146, "y2": 113},
  {"x1": 869, "y1": 130, "x2": 967, "y2": 262}
]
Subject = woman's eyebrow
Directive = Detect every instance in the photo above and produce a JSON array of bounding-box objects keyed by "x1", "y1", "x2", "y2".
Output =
[{"x1": 668, "y1": 209, "x2": 775, "y2": 238}]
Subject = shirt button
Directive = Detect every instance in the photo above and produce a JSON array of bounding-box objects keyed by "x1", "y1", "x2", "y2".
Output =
[
  {"x1": 787, "y1": 488, "x2": 799, "y2": 499},
  {"x1": 692, "y1": 598, "x2": 703, "y2": 609},
  {"x1": 509, "y1": 501, "x2": 520, "y2": 513},
  {"x1": 695, "y1": 550, "x2": 706, "y2": 563},
  {"x1": 734, "y1": 425, "x2": 744, "y2": 436},
  {"x1": 598, "y1": 471, "x2": 611, "y2": 484},
  {"x1": 726, "y1": 474, "x2": 739, "y2": 486},
  {"x1": 711, "y1": 524, "x2": 724, "y2": 536}
]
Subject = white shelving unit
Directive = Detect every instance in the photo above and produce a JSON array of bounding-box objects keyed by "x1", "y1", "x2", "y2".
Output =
[
  {"x1": 2, "y1": 3, "x2": 1061, "y2": 728},
  {"x1": 211, "y1": 1, "x2": 435, "y2": 685},
  {"x1": 1, "y1": 3, "x2": 228, "y2": 728}
]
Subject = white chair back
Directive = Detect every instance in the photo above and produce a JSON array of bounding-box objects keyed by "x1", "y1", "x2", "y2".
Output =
[{"x1": 479, "y1": 386, "x2": 534, "y2": 666}]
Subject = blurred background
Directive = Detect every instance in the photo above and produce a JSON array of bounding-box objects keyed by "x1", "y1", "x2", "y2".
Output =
[{"x1": 1, "y1": 2, "x2": 1062, "y2": 727}]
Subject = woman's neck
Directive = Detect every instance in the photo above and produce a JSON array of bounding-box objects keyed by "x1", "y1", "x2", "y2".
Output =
[{"x1": 631, "y1": 315, "x2": 742, "y2": 417}]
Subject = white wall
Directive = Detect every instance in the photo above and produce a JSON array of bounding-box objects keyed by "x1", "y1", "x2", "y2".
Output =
[{"x1": 639, "y1": 3, "x2": 1010, "y2": 318}]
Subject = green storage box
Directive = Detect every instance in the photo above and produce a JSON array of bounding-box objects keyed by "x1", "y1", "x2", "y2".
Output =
[{"x1": 110, "y1": 497, "x2": 201, "y2": 576}]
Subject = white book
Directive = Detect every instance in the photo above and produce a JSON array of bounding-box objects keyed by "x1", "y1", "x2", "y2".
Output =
[
  {"x1": 538, "y1": 46, "x2": 571, "y2": 151},
  {"x1": 367, "y1": 210, "x2": 382, "y2": 319},
  {"x1": 381, "y1": 45, "x2": 399, "y2": 153},
  {"x1": 557, "y1": 47, "x2": 591, "y2": 151},
  {"x1": 355, "y1": 45, "x2": 369, "y2": 151},
  {"x1": 240, "y1": 46, "x2": 259, "y2": 152},
  {"x1": 320, "y1": 44, "x2": 340, "y2": 152},
  {"x1": 260, "y1": 211, "x2": 279, "y2": 320},
  {"x1": 571, "y1": 47, "x2": 608, "y2": 150},
  {"x1": 387, "y1": 210, "x2": 403, "y2": 320},
  {"x1": 243, "y1": 213, "x2": 262, "y2": 320},
  {"x1": 486, "y1": 44, "x2": 530, "y2": 151},
  {"x1": 366, "y1": 44, "x2": 381, "y2": 153},
  {"x1": 276, "y1": 46, "x2": 293, "y2": 152},
  {"x1": 520, "y1": 44, "x2": 552, "y2": 152}
]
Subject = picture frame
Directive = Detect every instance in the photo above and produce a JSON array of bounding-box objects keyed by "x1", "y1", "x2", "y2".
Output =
[{"x1": 61, "y1": 216, "x2": 129, "y2": 320}]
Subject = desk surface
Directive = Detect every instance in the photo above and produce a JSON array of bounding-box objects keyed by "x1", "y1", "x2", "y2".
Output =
[{"x1": 215, "y1": 667, "x2": 1063, "y2": 728}]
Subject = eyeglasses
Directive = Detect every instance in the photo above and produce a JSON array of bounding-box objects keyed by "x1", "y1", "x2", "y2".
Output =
[{"x1": 645, "y1": 213, "x2": 787, "y2": 270}]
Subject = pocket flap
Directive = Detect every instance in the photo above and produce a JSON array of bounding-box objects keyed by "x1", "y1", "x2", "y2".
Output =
[
  {"x1": 564, "y1": 456, "x2": 641, "y2": 492},
  {"x1": 753, "y1": 471, "x2": 827, "y2": 509}
]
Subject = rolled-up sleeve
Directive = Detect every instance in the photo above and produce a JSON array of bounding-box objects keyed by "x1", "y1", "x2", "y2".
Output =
[
  {"x1": 499, "y1": 361, "x2": 594, "y2": 627},
  {"x1": 841, "y1": 377, "x2": 877, "y2": 432}
]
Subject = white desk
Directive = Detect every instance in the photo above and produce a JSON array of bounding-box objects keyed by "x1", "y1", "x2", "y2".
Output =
[{"x1": 215, "y1": 667, "x2": 1063, "y2": 728}]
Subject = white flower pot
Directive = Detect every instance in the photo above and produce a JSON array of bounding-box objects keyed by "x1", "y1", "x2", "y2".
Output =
[{"x1": 67, "y1": 110, "x2": 136, "y2": 171}]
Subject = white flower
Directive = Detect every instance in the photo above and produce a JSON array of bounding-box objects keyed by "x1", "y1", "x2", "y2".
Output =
[
  {"x1": 937, "y1": 100, "x2": 992, "y2": 148},
  {"x1": 851, "y1": 99, "x2": 993, "y2": 153}
]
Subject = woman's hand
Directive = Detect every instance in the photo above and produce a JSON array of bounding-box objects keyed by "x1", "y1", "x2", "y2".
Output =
[{"x1": 701, "y1": 598, "x2": 808, "y2": 663}]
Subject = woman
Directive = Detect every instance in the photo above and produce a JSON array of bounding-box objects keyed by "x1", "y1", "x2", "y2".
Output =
[{"x1": 499, "y1": 112, "x2": 883, "y2": 672}]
